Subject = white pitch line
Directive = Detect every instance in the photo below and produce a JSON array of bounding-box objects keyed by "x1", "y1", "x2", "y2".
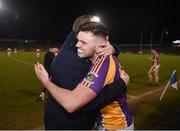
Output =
[
  {"x1": 9, "y1": 56, "x2": 44, "y2": 129},
  {"x1": 128, "y1": 81, "x2": 179, "y2": 103},
  {"x1": 10, "y1": 57, "x2": 34, "y2": 66},
  {"x1": 8, "y1": 56, "x2": 179, "y2": 129},
  {"x1": 128, "y1": 87, "x2": 164, "y2": 103}
]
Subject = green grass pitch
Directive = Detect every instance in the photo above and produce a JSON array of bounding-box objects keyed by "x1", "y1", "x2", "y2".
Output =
[{"x1": 0, "y1": 51, "x2": 179, "y2": 129}]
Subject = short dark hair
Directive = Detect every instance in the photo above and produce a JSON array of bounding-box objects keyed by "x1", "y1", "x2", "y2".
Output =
[
  {"x1": 77, "y1": 22, "x2": 109, "y2": 38},
  {"x1": 73, "y1": 15, "x2": 93, "y2": 35}
]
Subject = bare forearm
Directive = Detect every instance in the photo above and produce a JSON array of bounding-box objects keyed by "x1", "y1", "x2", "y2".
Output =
[
  {"x1": 43, "y1": 80, "x2": 96, "y2": 113},
  {"x1": 34, "y1": 62, "x2": 96, "y2": 112}
]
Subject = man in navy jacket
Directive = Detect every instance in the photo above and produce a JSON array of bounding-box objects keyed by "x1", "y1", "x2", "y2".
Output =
[{"x1": 39, "y1": 15, "x2": 127, "y2": 129}]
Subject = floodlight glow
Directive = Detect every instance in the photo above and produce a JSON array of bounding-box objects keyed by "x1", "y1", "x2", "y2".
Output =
[
  {"x1": 92, "y1": 16, "x2": 100, "y2": 22},
  {"x1": 172, "y1": 40, "x2": 180, "y2": 44},
  {"x1": 0, "y1": 0, "x2": 6, "y2": 10},
  {"x1": 0, "y1": 1, "x2": 3, "y2": 9}
]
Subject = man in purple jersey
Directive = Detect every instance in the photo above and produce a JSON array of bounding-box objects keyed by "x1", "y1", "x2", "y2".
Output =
[
  {"x1": 39, "y1": 15, "x2": 126, "y2": 130},
  {"x1": 35, "y1": 22, "x2": 133, "y2": 130}
]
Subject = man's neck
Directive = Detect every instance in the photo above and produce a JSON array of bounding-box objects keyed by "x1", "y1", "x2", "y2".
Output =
[{"x1": 89, "y1": 53, "x2": 99, "y2": 64}]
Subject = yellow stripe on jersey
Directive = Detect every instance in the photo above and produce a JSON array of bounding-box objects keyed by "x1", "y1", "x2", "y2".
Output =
[
  {"x1": 92, "y1": 56, "x2": 106, "y2": 74},
  {"x1": 82, "y1": 78, "x2": 91, "y2": 87},
  {"x1": 100, "y1": 101, "x2": 127, "y2": 130},
  {"x1": 82, "y1": 55, "x2": 116, "y2": 88},
  {"x1": 103, "y1": 55, "x2": 116, "y2": 86},
  {"x1": 82, "y1": 56, "x2": 106, "y2": 88},
  {"x1": 91, "y1": 56, "x2": 101, "y2": 71}
]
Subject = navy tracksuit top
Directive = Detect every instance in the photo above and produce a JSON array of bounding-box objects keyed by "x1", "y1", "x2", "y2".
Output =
[{"x1": 44, "y1": 31, "x2": 127, "y2": 129}]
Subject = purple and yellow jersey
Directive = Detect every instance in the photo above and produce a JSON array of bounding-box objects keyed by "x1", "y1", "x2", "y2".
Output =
[{"x1": 82, "y1": 55, "x2": 133, "y2": 130}]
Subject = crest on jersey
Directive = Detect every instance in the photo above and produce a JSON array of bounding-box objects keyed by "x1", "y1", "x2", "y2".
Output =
[
  {"x1": 86, "y1": 72, "x2": 98, "y2": 82},
  {"x1": 86, "y1": 73, "x2": 95, "y2": 82}
]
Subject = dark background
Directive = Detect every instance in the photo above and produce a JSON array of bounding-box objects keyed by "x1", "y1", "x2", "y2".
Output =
[{"x1": 0, "y1": 0, "x2": 179, "y2": 45}]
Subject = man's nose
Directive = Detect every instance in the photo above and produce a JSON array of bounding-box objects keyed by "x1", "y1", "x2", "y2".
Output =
[{"x1": 76, "y1": 42, "x2": 80, "y2": 48}]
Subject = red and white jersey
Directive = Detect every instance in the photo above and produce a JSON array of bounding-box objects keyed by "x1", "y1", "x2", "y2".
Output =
[
  {"x1": 7, "y1": 48, "x2": 12, "y2": 52},
  {"x1": 36, "y1": 49, "x2": 40, "y2": 52},
  {"x1": 14, "y1": 48, "x2": 17, "y2": 53},
  {"x1": 151, "y1": 52, "x2": 159, "y2": 65}
]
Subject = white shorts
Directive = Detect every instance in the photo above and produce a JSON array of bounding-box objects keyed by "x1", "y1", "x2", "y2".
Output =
[{"x1": 148, "y1": 64, "x2": 160, "y2": 74}]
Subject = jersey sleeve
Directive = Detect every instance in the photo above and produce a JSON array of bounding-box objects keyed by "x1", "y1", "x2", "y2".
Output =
[
  {"x1": 81, "y1": 77, "x2": 127, "y2": 112},
  {"x1": 82, "y1": 55, "x2": 117, "y2": 95},
  {"x1": 80, "y1": 55, "x2": 127, "y2": 112}
]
